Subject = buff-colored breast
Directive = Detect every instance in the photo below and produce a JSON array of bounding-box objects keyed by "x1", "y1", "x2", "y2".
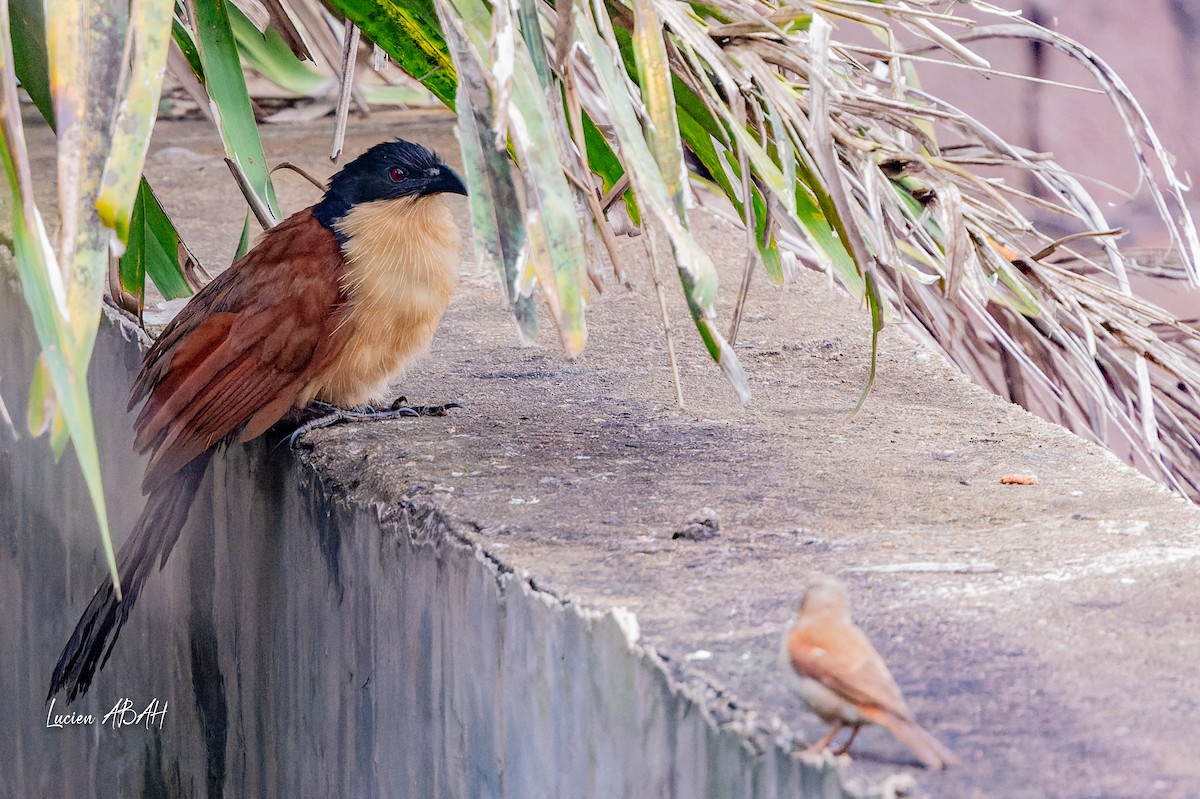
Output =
[{"x1": 301, "y1": 194, "x2": 460, "y2": 406}]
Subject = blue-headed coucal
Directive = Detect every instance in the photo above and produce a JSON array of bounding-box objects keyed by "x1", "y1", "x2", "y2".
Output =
[{"x1": 48, "y1": 139, "x2": 467, "y2": 702}]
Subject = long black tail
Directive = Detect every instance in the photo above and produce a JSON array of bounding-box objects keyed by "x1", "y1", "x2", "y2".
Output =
[{"x1": 48, "y1": 451, "x2": 213, "y2": 703}]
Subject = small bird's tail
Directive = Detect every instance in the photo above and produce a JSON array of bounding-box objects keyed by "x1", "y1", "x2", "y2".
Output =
[
  {"x1": 863, "y1": 706, "x2": 960, "y2": 770},
  {"x1": 48, "y1": 452, "x2": 212, "y2": 704}
]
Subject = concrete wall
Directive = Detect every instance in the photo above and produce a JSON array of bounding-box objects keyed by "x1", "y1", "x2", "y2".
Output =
[{"x1": 0, "y1": 277, "x2": 852, "y2": 798}]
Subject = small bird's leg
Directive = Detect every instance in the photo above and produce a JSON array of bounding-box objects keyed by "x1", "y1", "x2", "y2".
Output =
[
  {"x1": 832, "y1": 725, "x2": 862, "y2": 756},
  {"x1": 808, "y1": 722, "x2": 846, "y2": 754}
]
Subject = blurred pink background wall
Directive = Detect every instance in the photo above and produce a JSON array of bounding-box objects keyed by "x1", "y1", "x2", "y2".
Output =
[{"x1": 918, "y1": 0, "x2": 1200, "y2": 250}]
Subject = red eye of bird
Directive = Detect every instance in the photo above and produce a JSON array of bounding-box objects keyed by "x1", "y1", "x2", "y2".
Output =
[{"x1": 389, "y1": 167, "x2": 405, "y2": 182}]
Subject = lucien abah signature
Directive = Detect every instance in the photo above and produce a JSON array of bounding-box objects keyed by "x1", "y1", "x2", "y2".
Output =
[{"x1": 45, "y1": 697, "x2": 168, "y2": 730}]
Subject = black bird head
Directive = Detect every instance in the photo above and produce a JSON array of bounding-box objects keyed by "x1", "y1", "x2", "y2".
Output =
[{"x1": 313, "y1": 139, "x2": 467, "y2": 232}]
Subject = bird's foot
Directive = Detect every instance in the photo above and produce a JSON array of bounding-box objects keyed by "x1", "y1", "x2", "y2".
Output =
[
  {"x1": 288, "y1": 399, "x2": 461, "y2": 446},
  {"x1": 793, "y1": 744, "x2": 836, "y2": 764},
  {"x1": 809, "y1": 722, "x2": 846, "y2": 755}
]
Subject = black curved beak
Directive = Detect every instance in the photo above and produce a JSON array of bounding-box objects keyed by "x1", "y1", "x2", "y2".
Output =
[{"x1": 422, "y1": 165, "x2": 468, "y2": 197}]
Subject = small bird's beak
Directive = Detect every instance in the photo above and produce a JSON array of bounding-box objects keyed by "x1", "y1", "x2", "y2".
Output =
[{"x1": 423, "y1": 165, "x2": 468, "y2": 197}]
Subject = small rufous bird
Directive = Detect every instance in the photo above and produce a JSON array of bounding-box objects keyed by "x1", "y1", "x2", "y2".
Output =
[
  {"x1": 49, "y1": 139, "x2": 467, "y2": 702},
  {"x1": 782, "y1": 575, "x2": 958, "y2": 770}
]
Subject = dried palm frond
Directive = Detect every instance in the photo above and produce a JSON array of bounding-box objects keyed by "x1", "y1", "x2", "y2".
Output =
[{"x1": 354, "y1": 0, "x2": 1200, "y2": 496}]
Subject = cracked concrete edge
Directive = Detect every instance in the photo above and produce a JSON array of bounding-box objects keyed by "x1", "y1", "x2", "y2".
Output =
[{"x1": 305, "y1": 462, "x2": 878, "y2": 798}]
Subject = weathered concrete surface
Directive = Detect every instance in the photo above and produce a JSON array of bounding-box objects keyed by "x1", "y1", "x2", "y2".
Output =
[{"x1": 4, "y1": 110, "x2": 1200, "y2": 798}]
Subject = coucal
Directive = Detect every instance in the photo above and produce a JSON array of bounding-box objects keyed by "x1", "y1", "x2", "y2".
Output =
[
  {"x1": 49, "y1": 139, "x2": 467, "y2": 702},
  {"x1": 783, "y1": 575, "x2": 958, "y2": 770}
]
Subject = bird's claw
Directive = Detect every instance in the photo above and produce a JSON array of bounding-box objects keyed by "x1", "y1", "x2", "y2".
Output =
[
  {"x1": 288, "y1": 399, "x2": 462, "y2": 447},
  {"x1": 405, "y1": 401, "x2": 462, "y2": 417},
  {"x1": 288, "y1": 412, "x2": 341, "y2": 447},
  {"x1": 386, "y1": 395, "x2": 463, "y2": 416}
]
